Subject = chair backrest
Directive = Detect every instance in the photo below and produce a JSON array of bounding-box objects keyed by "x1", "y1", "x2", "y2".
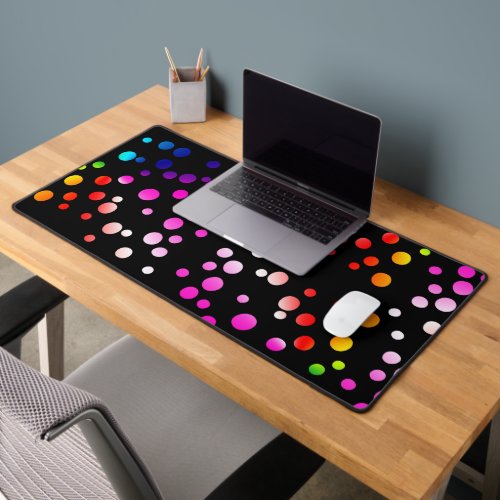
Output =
[{"x1": 0, "y1": 347, "x2": 160, "y2": 500}]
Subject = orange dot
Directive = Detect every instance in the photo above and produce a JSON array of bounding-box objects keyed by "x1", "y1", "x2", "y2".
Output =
[
  {"x1": 95, "y1": 175, "x2": 112, "y2": 186},
  {"x1": 392, "y1": 251, "x2": 411, "y2": 265},
  {"x1": 371, "y1": 272, "x2": 392, "y2": 287},
  {"x1": 355, "y1": 237, "x2": 371, "y2": 249},
  {"x1": 362, "y1": 313, "x2": 380, "y2": 328},
  {"x1": 58, "y1": 203, "x2": 69, "y2": 210},
  {"x1": 34, "y1": 190, "x2": 54, "y2": 202},
  {"x1": 330, "y1": 337, "x2": 353, "y2": 352},
  {"x1": 63, "y1": 192, "x2": 78, "y2": 201},
  {"x1": 64, "y1": 174, "x2": 83, "y2": 186},
  {"x1": 348, "y1": 262, "x2": 360, "y2": 270},
  {"x1": 304, "y1": 288, "x2": 317, "y2": 297},
  {"x1": 382, "y1": 232, "x2": 399, "y2": 244},
  {"x1": 363, "y1": 256, "x2": 379, "y2": 267},
  {"x1": 296, "y1": 313, "x2": 316, "y2": 326},
  {"x1": 81, "y1": 212, "x2": 92, "y2": 220}
]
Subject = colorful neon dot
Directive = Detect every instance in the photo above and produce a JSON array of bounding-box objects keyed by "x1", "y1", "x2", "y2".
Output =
[
  {"x1": 458, "y1": 266, "x2": 476, "y2": 278},
  {"x1": 89, "y1": 191, "x2": 106, "y2": 201},
  {"x1": 355, "y1": 237, "x2": 371, "y2": 249},
  {"x1": 382, "y1": 232, "x2": 399, "y2": 244},
  {"x1": 197, "y1": 299, "x2": 211, "y2": 309},
  {"x1": 138, "y1": 189, "x2": 160, "y2": 201},
  {"x1": 142, "y1": 137, "x2": 152, "y2": 143},
  {"x1": 95, "y1": 176, "x2": 112, "y2": 186},
  {"x1": 201, "y1": 176, "x2": 212, "y2": 183},
  {"x1": 92, "y1": 161, "x2": 105, "y2": 168},
  {"x1": 392, "y1": 251, "x2": 411, "y2": 265},
  {"x1": 309, "y1": 364, "x2": 325, "y2": 376},
  {"x1": 278, "y1": 296, "x2": 300, "y2": 311},
  {"x1": 78, "y1": 165, "x2": 87, "y2": 170},
  {"x1": 435, "y1": 297, "x2": 457, "y2": 312},
  {"x1": 102, "y1": 222, "x2": 122, "y2": 234},
  {"x1": 341, "y1": 379, "x2": 356, "y2": 390},
  {"x1": 34, "y1": 190, "x2": 54, "y2": 201},
  {"x1": 179, "y1": 173, "x2": 197, "y2": 183},
  {"x1": 330, "y1": 337, "x2": 353, "y2": 352},
  {"x1": 362, "y1": 313, "x2": 380, "y2": 328},
  {"x1": 428, "y1": 284, "x2": 442, "y2": 294},
  {"x1": 155, "y1": 159, "x2": 173, "y2": 169},
  {"x1": 80, "y1": 212, "x2": 92, "y2": 220},
  {"x1": 64, "y1": 175, "x2": 83, "y2": 186},
  {"x1": 115, "y1": 247, "x2": 133, "y2": 259},
  {"x1": 223, "y1": 260, "x2": 243, "y2": 274},
  {"x1": 429, "y1": 266, "x2": 442, "y2": 275},
  {"x1": 296, "y1": 313, "x2": 316, "y2": 326},
  {"x1": 97, "y1": 202, "x2": 117, "y2": 214},
  {"x1": 217, "y1": 248, "x2": 233, "y2": 258},
  {"x1": 118, "y1": 151, "x2": 136, "y2": 161},
  {"x1": 176, "y1": 268, "x2": 189, "y2": 277},
  {"x1": 173, "y1": 147, "x2": 191, "y2": 157},
  {"x1": 58, "y1": 203, "x2": 69, "y2": 210},
  {"x1": 140, "y1": 170, "x2": 151, "y2": 176},
  {"x1": 83, "y1": 234, "x2": 95, "y2": 242},
  {"x1": 294, "y1": 336, "x2": 315, "y2": 351},
  {"x1": 370, "y1": 370, "x2": 386, "y2": 381},
  {"x1": 202, "y1": 316, "x2": 217, "y2": 325},
  {"x1": 169, "y1": 235, "x2": 183, "y2": 244},
  {"x1": 388, "y1": 308, "x2": 401, "y2": 317},
  {"x1": 112, "y1": 196, "x2": 123, "y2": 203},
  {"x1": 363, "y1": 256, "x2": 379, "y2": 266},
  {"x1": 266, "y1": 338, "x2": 286, "y2": 352},
  {"x1": 206, "y1": 160, "x2": 221, "y2": 168},
  {"x1": 118, "y1": 175, "x2": 134, "y2": 184},
  {"x1": 420, "y1": 248, "x2": 431, "y2": 256},
  {"x1": 195, "y1": 229, "x2": 208, "y2": 237},
  {"x1": 371, "y1": 273, "x2": 392, "y2": 287},
  {"x1": 63, "y1": 192, "x2": 78, "y2": 201},
  {"x1": 231, "y1": 313, "x2": 257, "y2": 331},
  {"x1": 202, "y1": 261, "x2": 217, "y2": 271},
  {"x1": 163, "y1": 171, "x2": 177, "y2": 179},
  {"x1": 382, "y1": 351, "x2": 401, "y2": 364},
  {"x1": 274, "y1": 311, "x2": 287, "y2": 320},
  {"x1": 180, "y1": 286, "x2": 199, "y2": 300},
  {"x1": 202, "y1": 277, "x2": 224, "y2": 292},
  {"x1": 348, "y1": 262, "x2": 360, "y2": 270},
  {"x1": 255, "y1": 269, "x2": 268, "y2": 277},
  {"x1": 158, "y1": 141, "x2": 174, "y2": 150},
  {"x1": 267, "y1": 272, "x2": 289, "y2": 286},
  {"x1": 391, "y1": 330, "x2": 404, "y2": 340},
  {"x1": 237, "y1": 294, "x2": 249, "y2": 303},
  {"x1": 453, "y1": 280, "x2": 473, "y2": 296},
  {"x1": 121, "y1": 229, "x2": 132, "y2": 237},
  {"x1": 304, "y1": 288, "x2": 316, "y2": 297},
  {"x1": 143, "y1": 232, "x2": 163, "y2": 245},
  {"x1": 142, "y1": 266, "x2": 154, "y2": 275},
  {"x1": 411, "y1": 296, "x2": 428, "y2": 308},
  {"x1": 142, "y1": 208, "x2": 153, "y2": 215},
  {"x1": 135, "y1": 157, "x2": 145, "y2": 163},
  {"x1": 332, "y1": 360, "x2": 345, "y2": 370},
  {"x1": 172, "y1": 189, "x2": 189, "y2": 200},
  {"x1": 163, "y1": 217, "x2": 184, "y2": 230},
  {"x1": 423, "y1": 321, "x2": 440, "y2": 335},
  {"x1": 152, "y1": 247, "x2": 168, "y2": 257}
]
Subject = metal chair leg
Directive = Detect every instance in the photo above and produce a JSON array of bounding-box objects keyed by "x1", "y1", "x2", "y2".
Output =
[{"x1": 37, "y1": 302, "x2": 64, "y2": 380}]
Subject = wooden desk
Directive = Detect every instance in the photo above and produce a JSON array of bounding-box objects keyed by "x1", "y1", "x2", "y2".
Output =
[{"x1": 1, "y1": 85, "x2": 499, "y2": 499}]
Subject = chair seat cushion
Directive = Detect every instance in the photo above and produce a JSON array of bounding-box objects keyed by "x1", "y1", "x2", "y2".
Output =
[{"x1": 65, "y1": 336, "x2": 280, "y2": 500}]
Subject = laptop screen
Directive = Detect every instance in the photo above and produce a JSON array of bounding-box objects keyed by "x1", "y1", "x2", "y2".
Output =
[{"x1": 243, "y1": 70, "x2": 381, "y2": 214}]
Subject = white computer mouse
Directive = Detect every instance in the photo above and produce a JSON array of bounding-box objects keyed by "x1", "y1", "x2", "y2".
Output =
[{"x1": 323, "y1": 291, "x2": 381, "y2": 338}]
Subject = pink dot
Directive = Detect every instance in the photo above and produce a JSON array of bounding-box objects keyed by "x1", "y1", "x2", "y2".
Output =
[
  {"x1": 231, "y1": 313, "x2": 257, "y2": 331},
  {"x1": 202, "y1": 277, "x2": 224, "y2": 292},
  {"x1": 354, "y1": 403, "x2": 368, "y2": 409},
  {"x1": 138, "y1": 189, "x2": 160, "y2": 201},
  {"x1": 369, "y1": 369, "x2": 386, "y2": 381},
  {"x1": 428, "y1": 284, "x2": 442, "y2": 294},
  {"x1": 267, "y1": 272, "x2": 289, "y2": 286},
  {"x1": 341, "y1": 379, "x2": 356, "y2": 391},
  {"x1": 202, "y1": 315, "x2": 216, "y2": 325},
  {"x1": 98, "y1": 202, "x2": 117, "y2": 214},
  {"x1": 202, "y1": 261, "x2": 217, "y2": 271},
  {"x1": 102, "y1": 222, "x2": 122, "y2": 234},
  {"x1": 429, "y1": 266, "x2": 442, "y2": 275},
  {"x1": 453, "y1": 280, "x2": 473, "y2": 296},
  {"x1": 217, "y1": 247, "x2": 233, "y2": 258},
  {"x1": 115, "y1": 247, "x2": 133, "y2": 259},
  {"x1": 176, "y1": 268, "x2": 189, "y2": 278},
  {"x1": 382, "y1": 351, "x2": 401, "y2": 364},
  {"x1": 278, "y1": 296, "x2": 300, "y2": 311},
  {"x1": 458, "y1": 265, "x2": 475, "y2": 278},
  {"x1": 435, "y1": 297, "x2": 457, "y2": 312},
  {"x1": 411, "y1": 296, "x2": 428, "y2": 308},
  {"x1": 84, "y1": 234, "x2": 95, "y2": 243},
  {"x1": 169, "y1": 235, "x2": 183, "y2": 244},
  {"x1": 423, "y1": 321, "x2": 440, "y2": 335},
  {"x1": 197, "y1": 299, "x2": 211, "y2": 309},
  {"x1": 118, "y1": 175, "x2": 134, "y2": 184},
  {"x1": 179, "y1": 286, "x2": 198, "y2": 300},
  {"x1": 266, "y1": 338, "x2": 286, "y2": 352},
  {"x1": 172, "y1": 189, "x2": 188, "y2": 200},
  {"x1": 179, "y1": 173, "x2": 197, "y2": 184},
  {"x1": 143, "y1": 232, "x2": 163, "y2": 245},
  {"x1": 163, "y1": 217, "x2": 184, "y2": 230},
  {"x1": 223, "y1": 260, "x2": 243, "y2": 274},
  {"x1": 152, "y1": 247, "x2": 168, "y2": 257},
  {"x1": 195, "y1": 229, "x2": 208, "y2": 237},
  {"x1": 237, "y1": 294, "x2": 249, "y2": 303},
  {"x1": 142, "y1": 208, "x2": 153, "y2": 215}
]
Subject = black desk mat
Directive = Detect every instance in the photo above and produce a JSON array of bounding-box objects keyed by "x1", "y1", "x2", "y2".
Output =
[{"x1": 14, "y1": 126, "x2": 487, "y2": 412}]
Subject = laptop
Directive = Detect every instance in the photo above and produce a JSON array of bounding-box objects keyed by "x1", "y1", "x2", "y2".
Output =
[{"x1": 173, "y1": 69, "x2": 382, "y2": 275}]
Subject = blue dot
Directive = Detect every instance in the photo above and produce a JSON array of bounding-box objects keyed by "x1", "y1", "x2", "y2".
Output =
[
  {"x1": 142, "y1": 137, "x2": 153, "y2": 143},
  {"x1": 206, "y1": 160, "x2": 221, "y2": 168},
  {"x1": 118, "y1": 151, "x2": 137, "y2": 161},
  {"x1": 158, "y1": 141, "x2": 174, "y2": 150},
  {"x1": 173, "y1": 147, "x2": 191, "y2": 158},
  {"x1": 155, "y1": 159, "x2": 173, "y2": 170},
  {"x1": 135, "y1": 157, "x2": 146, "y2": 163}
]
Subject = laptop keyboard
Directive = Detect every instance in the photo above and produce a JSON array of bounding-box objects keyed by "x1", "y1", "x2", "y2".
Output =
[{"x1": 210, "y1": 169, "x2": 356, "y2": 245}]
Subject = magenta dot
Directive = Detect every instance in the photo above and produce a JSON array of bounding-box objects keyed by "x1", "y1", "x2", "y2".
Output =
[
  {"x1": 202, "y1": 315, "x2": 216, "y2": 325},
  {"x1": 179, "y1": 286, "x2": 198, "y2": 300},
  {"x1": 428, "y1": 284, "x2": 442, "y2": 294},
  {"x1": 172, "y1": 189, "x2": 188, "y2": 200},
  {"x1": 118, "y1": 175, "x2": 134, "y2": 184},
  {"x1": 163, "y1": 171, "x2": 177, "y2": 179},
  {"x1": 458, "y1": 265, "x2": 475, "y2": 278},
  {"x1": 143, "y1": 232, "x2": 163, "y2": 245},
  {"x1": 237, "y1": 294, "x2": 249, "y2": 303},
  {"x1": 266, "y1": 338, "x2": 286, "y2": 352},
  {"x1": 435, "y1": 297, "x2": 457, "y2": 312},
  {"x1": 453, "y1": 280, "x2": 473, "y2": 296},
  {"x1": 231, "y1": 313, "x2": 257, "y2": 331},
  {"x1": 140, "y1": 170, "x2": 151, "y2": 176},
  {"x1": 163, "y1": 217, "x2": 184, "y2": 230},
  {"x1": 169, "y1": 235, "x2": 183, "y2": 244},
  {"x1": 197, "y1": 299, "x2": 211, "y2": 309},
  {"x1": 201, "y1": 176, "x2": 211, "y2": 183},
  {"x1": 429, "y1": 266, "x2": 442, "y2": 275},
  {"x1": 202, "y1": 277, "x2": 224, "y2": 292},
  {"x1": 152, "y1": 247, "x2": 168, "y2": 257},
  {"x1": 369, "y1": 369, "x2": 386, "y2": 381},
  {"x1": 382, "y1": 351, "x2": 401, "y2": 364},
  {"x1": 354, "y1": 403, "x2": 368, "y2": 409},
  {"x1": 138, "y1": 189, "x2": 160, "y2": 201},
  {"x1": 217, "y1": 247, "x2": 233, "y2": 258},
  {"x1": 411, "y1": 296, "x2": 428, "y2": 308},
  {"x1": 202, "y1": 261, "x2": 217, "y2": 271},
  {"x1": 176, "y1": 268, "x2": 189, "y2": 278},
  {"x1": 142, "y1": 208, "x2": 153, "y2": 215},
  {"x1": 179, "y1": 173, "x2": 197, "y2": 184},
  {"x1": 223, "y1": 260, "x2": 243, "y2": 274},
  {"x1": 341, "y1": 379, "x2": 356, "y2": 391},
  {"x1": 102, "y1": 222, "x2": 122, "y2": 234},
  {"x1": 195, "y1": 229, "x2": 208, "y2": 238}
]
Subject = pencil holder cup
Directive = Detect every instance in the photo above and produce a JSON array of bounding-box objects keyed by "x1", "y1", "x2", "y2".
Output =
[{"x1": 169, "y1": 67, "x2": 207, "y2": 123}]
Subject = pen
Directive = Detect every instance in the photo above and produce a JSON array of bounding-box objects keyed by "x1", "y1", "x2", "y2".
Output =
[
  {"x1": 200, "y1": 65, "x2": 210, "y2": 81},
  {"x1": 194, "y1": 48, "x2": 204, "y2": 81},
  {"x1": 164, "y1": 47, "x2": 181, "y2": 82}
]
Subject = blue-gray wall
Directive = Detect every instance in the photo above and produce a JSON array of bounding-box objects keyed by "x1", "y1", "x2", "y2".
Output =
[{"x1": 1, "y1": 1, "x2": 499, "y2": 226}]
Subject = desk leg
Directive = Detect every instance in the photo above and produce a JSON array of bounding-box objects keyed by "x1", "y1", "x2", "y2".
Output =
[
  {"x1": 38, "y1": 302, "x2": 64, "y2": 380},
  {"x1": 483, "y1": 411, "x2": 500, "y2": 500},
  {"x1": 430, "y1": 474, "x2": 451, "y2": 500}
]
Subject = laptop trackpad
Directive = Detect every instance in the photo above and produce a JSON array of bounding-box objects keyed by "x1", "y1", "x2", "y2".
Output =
[{"x1": 210, "y1": 205, "x2": 289, "y2": 252}]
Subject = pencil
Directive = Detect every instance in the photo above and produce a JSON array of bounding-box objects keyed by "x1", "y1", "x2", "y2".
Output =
[
  {"x1": 194, "y1": 48, "x2": 204, "y2": 81},
  {"x1": 164, "y1": 47, "x2": 181, "y2": 82},
  {"x1": 200, "y1": 65, "x2": 210, "y2": 81}
]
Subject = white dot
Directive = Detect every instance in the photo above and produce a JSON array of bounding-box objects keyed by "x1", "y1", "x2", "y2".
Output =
[
  {"x1": 121, "y1": 229, "x2": 132, "y2": 237},
  {"x1": 274, "y1": 311, "x2": 286, "y2": 319},
  {"x1": 112, "y1": 196, "x2": 123, "y2": 202},
  {"x1": 142, "y1": 266, "x2": 154, "y2": 274},
  {"x1": 423, "y1": 321, "x2": 440, "y2": 335},
  {"x1": 256, "y1": 269, "x2": 268, "y2": 277},
  {"x1": 388, "y1": 308, "x2": 401, "y2": 317},
  {"x1": 391, "y1": 330, "x2": 404, "y2": 340}
]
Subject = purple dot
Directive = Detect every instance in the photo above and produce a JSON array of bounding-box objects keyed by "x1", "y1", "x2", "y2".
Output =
[
  {"x1": 179, "y1": 173, "x2": 197, "y2": 184},
  {"x1": 140, "y1": 170, "x2": 151, "y2": 176},
  {"x1": 176, "y1": 268, "x2": 189, "y2": 277},
  {"x1": 217, "y1": 247, "x2": 233, "y2": 258},
  {"x1": 152, "y1": 247, "x2": 168, "y2": 257},
  {"x1": 429, "y1": 266, "x2": 442, "y2": 275},
  {"x1": 202, "y1": 315, "x2": 216, "y2": 325},
  {"x1": 197, "y1": 299, "x2": 211, "y2": 309},
  {"x1": 453, "y1": 280, "x2": 473, "y2": 296},
  {"x1": 195, "y1": 229, "x2": 208, "y2": 238},
  {"x1": 201, "y1": 176, "x2": 212, "y2": 183},
  {"x1": 223, "y1": 260, "x2": 243, "y2": 275},
  {"x1": 411, "y1": 296, "x2": 428, "y2": 308},
  {"x1": 231, "y1": 313, "x2": 257, "y2": 331},
  {"x1": 266, "y1": 338, "x2": 286, "y2": 352},
  {"x1": 435, "y1": 297, "x2": 457, "y2": 312},
  {"x1": 237, "y1": 294, "x2": 249, "y2": 303},
  {"x1": 428, "y1": 284, "x2": 442, "y2": 294},
  {"x1": 169, "y1": 235, "x2": 183, "y2": 244},
  {"x1": 163, "y1": 217, "x2": 184, "y2": 230},
  {"x1": 369, "y1": 369, "x2": 386, "y2": 381},
  {"x1": 163, "y1": 171, "x2": 177, "y2": 179},
  {"x1": 142, "y1": 208, "x2": 153, "y2": 215},
  {"x1": 458, "y1": 266, "x2": 475, "y2": 278},
  {"x1": 206, "y1": 160, "x2": 221, "y2": 168},
  {"x1": 179, "y1": 286, "x2": 198, "y2": 300},
  {"x1": 155, "y1": 159, "x2": 173, "y2": 169},
  {"x1": 138, "y1": 188, "x2": 160, "y2": 201},
  {"x1": 172, "y1": 189, "x2": 188, "y2": 200},
  {"x1": 118, "y1": 175, "x2": 134, "y2": 184},
  {"x1": 143, "y1": 232, "x2": 163, "y2": 245},
  {"x1": 481, "y1": 274, "x2": 485, "y2": 281},
  {"x1": 354, "y1": 403, "x2": 368, "y2": 409},
  {"x1": 202, "y1": 261, "x2": 217, "y2": 271},
  {"x1": 202, "y1": 277, "x2": 224, "y2": 292},
  {"x1": 341, "y1": 379, "x2": 356, "y2": 391},
  {"x1": 382, "y1": 351, "x2": 401, "y2": 364}
]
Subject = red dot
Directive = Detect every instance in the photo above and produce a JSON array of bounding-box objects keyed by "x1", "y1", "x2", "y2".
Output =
[
  {"x1": 363, "y1": 256, "x2": 379, "y2": 267},
  {"x1": 329, "y1": 249, "x2": 337, "y2": 256},
  {"x1": 304, "y1": 288, "x2": 317, "y2": 297},
  {"x1": 294, "y1": 335, "x2": 315, "y2": 351},
  {"x1": 348, "y1": 262, "x2": 360, "y2": 270},
  {"x1": 89, "y1": 191, "x2": 106, "y2": 200},
  {"x1": 382, "y1": 232, "x2": 399, "y2": 244},
  {"x1": 84, "y1": 234, "x2": 95, "y2": 242},
  {"x1": 355, "y1": 237, "x2": 371, "y2": 249},
  {"x1": 58, "y1": 203, "x2": 69, "y2": 210},
  {"x1": 63, "y1": 192, "x2": 78, "y2": 201},
  {"x1": 296, "y1": 313, "x2": 316, "y2": 327},
  {"x1": 81, "y1": 212, "x2": 92, "y2": 220},
  {"x1": 95, "y1": 176, "x2": 112, "y2": 186}
]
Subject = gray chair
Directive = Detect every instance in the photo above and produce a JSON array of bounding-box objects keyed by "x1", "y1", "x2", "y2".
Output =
[{"x1": 0, "y1": 279, "x2": 324, "y2": 500}]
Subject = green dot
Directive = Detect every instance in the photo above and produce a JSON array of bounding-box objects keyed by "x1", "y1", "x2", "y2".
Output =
[
  {"x1": 420, "y1": 248, "x2": 431, "y2": 256},
  {"x1": 92, "y1": 161, "x2": 106, "y2": 168},
  {"x1": 78, "y1": 165, "x2": 87, "y2": 170},
  {"x1": 309, "y1": 363, "x2": 325, "y2": 376},
  {"x1": 332, "y1": 360, "x2": 345, "y2": 370}
]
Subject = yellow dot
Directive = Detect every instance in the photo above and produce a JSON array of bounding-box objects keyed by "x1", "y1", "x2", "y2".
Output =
[
  {"x1": 78, "y1": 165, "x2": 87, "y2": 170},
  {"x1": 330, "y1": 337, "x2": 353, "y2": 352},
  {"x1": 362, "y1": 313, "x2": 380, "y2": 328},
  {"x1": 371, "y1": 272, "x2": 392, "y2": 287},
  {"x1": 33, "y1": 190, "x2": 54, "y2": 202},
  {"x1": 392, "y1": 251, "x2": 411, "y2": 265},
  {"x1": 64, "y1": 174, "x2": 83, "y2": 186}
]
